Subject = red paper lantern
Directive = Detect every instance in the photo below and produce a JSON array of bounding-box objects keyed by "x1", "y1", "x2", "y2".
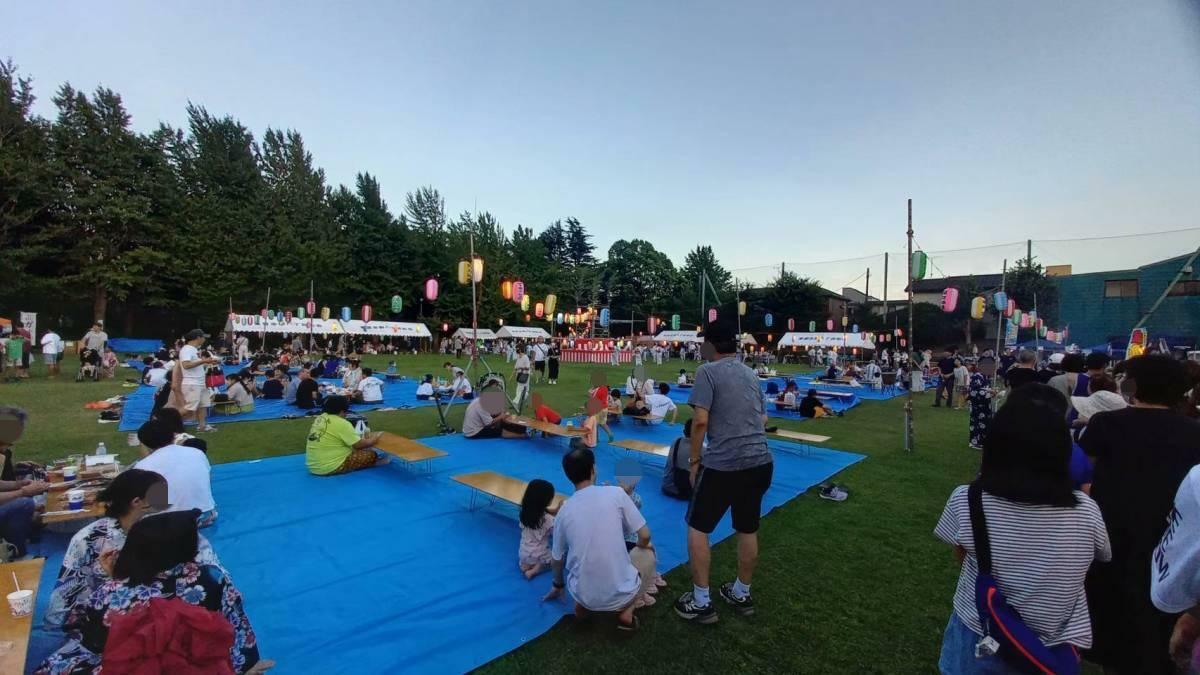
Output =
[
  {"x1": 284, "y1": 310, "x2": 293, "y2": 322},
  {"x1": 305, "y1": 301, "x2": 316, "y2": 316},
  {"x1": 787, "y1": 318, "x2": 795, "y2": 331}
]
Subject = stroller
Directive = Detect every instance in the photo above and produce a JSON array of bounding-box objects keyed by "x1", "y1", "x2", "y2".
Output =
[{"x1": 76, "y1": 348, "x2": 102, "y2": 382}]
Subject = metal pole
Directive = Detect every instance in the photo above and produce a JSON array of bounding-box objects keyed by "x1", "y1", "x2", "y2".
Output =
[
  {"x1": 994, "y1": 260, "x2": 1007, "y2": 360},
  {"x1": 864, "y1": 267, "x2": 870, "y2": 320},
  {"x1": 699, "y1": 272, "x2": 705, "y2": 326},
  {"x1": 883, "y1": 252, "x2": 888, "y2": 330},
  {"x1": 1033, "y1": 291, "x2": 1039, "y2": 353},
  {"x1": 902, "y1": 199, "x2": 912, "y2": 451},
  {"x1": 469, "y1": 233, "x2": 478, "y2": 361}
]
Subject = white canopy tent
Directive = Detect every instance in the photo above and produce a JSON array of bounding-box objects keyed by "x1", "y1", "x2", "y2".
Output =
[
  {"x1": 495, "y1": 326, "x2": 551, "y2": 340},
  {"x1": 741, "y1": 334, "x2": 758, "y2": 346},
  {"x1": 342, "y1": 320, "x2": 432, "y2": 338},
  {"x1": 652, "y1": 330, "x2": 704, "y2": 344},
  {"x1": 776, "y1": 332, "x2": 877, "y2": 350},
  {"x1": 228, "y1": 314, "x2": 344, "y2": 334},
  {"x1": 452, "y1": 327, "x2": 497, "y2": 341}
]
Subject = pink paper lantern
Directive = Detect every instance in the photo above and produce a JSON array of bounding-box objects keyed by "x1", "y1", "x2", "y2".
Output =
[
  {"x1": 424, "y1": 277, "x2": 439, "y2": 302},
  {"x1": 941, "y1": 287, "x2": 959, "y2": 313},
  {"x1": 1005, "y1": 299, "x2": 1016, "y2": 318},
  {"x1": 306, "y1": 301, "x2": 316, "y2": 316},
  {"x1": 362, "y1": 304, "x2": 373, "y2": 323},
  {"x1": 707, "y1": 308, "x2": 717, "y2": 323},
  {"x1": 787, "y1": 318, "x2": 795, "y2": 331},
  {"x1": 513, "y1": 281, "x2": 525, "y2": 303},
  {"x1": 826, "y1": 319, "x2": 834, "y2": 331}
]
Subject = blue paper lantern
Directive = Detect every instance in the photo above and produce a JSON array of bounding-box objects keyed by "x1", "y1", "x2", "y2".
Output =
[
  {"x1": 992, "y1": 291, "x2": 1008, "y2": 312},
  {"x1": 340, "y1": 306, "x2": 351, "y2": 322},
  {"x1": 599, "y1": 308, "x2": 610, "y2": 327},
  {"x1": 764, "y1": 313, "x2": 774, "y2": 328},
  {"x1": 852, "y1": 323, "x2": 859, "y2": 333}
]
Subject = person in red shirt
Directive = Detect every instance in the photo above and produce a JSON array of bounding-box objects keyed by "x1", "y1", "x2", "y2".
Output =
[{"x1": 532, "y1": 392, "x2": 562, "y2": 424}]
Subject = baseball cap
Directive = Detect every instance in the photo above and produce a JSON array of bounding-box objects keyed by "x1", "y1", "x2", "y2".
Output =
[{"x1": 183, "y1": 329, "x2": 210, "y2": 341}]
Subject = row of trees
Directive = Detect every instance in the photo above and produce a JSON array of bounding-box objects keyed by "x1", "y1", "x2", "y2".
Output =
[{"x1": 1, "y1": 61, "x2": 841, "y2": 338}]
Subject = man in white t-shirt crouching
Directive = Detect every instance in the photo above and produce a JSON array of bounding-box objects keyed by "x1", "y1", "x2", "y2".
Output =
[
  {"x1": 544, "y1": 447, "x2": 657, "y2": 631},
  {"x1": 170, "y1": 329, "x2": 219, "y2": 433}
]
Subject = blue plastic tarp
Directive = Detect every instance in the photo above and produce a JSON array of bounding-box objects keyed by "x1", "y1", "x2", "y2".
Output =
[
  {"x1": 24, "y1": 425, "x2": 865, "y2": 674},
  {"x1": 108, "y1": 338, "x2": 164, "y2": 354}
]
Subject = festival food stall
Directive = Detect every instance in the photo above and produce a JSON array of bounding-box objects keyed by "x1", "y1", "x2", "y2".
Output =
[
  {"x1": 652, "y1": 330, "x2": 704, "y2": 345},
  {"x1": 451, "y1": 327, "x2": 497, "y2": 342},
  {"x1": 495, "y1": 326, "x2": 551, "y2": 340},
  {"x1": 341, "y1": 320, "x2": 432, "y2": 338},
  {"x1": 228, "y1": 313, "x2": 344, "y2": 335},
  {"x1": 561, "y1": 337, "x2": 633, "y2": 364},
  {"x1": 775, "y1": 331, "x2": 877, "y2": 354}
]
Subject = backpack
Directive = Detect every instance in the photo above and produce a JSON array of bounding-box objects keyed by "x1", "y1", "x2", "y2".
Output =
[{"x1": 968, "y1": 482, "x2": 1080, "y2": 674}]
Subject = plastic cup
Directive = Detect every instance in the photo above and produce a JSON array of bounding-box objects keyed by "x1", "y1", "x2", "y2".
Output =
[
  {"x1": 7, "y1": 589, "x2": 33, "y2": 617},
  {"x1": 67, "y1": 489, "x2": 85, "y2": 511},
  {"x1": 62, "y1": 465, "x2": 78, "y2": 481}
]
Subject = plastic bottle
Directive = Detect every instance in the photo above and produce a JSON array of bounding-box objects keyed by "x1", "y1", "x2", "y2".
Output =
[{"x1": 96, "y1": 442, "x2": 107, "y2": 456}]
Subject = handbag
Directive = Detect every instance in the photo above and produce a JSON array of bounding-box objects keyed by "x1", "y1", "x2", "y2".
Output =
[
  {"x1": 204, "y1": 367, "x2": 226, "y2": 389},
  {"x1": 968, "y1": 482, "x2": 1080, "y2": 674}
]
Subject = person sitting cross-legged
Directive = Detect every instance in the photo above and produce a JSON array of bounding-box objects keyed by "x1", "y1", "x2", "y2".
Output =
[
  {"x1": 798, "y1": 389, "x2": 837, "y2": 419},
  {"x1": 543, "y1": 448, "x2": 657, "y2": 632},
  {"x1": 305, "y1": 396, "x2": 389, "y2": 475}
]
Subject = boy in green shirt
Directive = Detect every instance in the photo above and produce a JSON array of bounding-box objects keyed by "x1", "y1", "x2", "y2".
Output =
[
  {"x1": 4, "y1": 334, "x2": 24, "y2": 383},
  {"x1": 305, "y1": 396, "x2": 389, "y2": 475}
]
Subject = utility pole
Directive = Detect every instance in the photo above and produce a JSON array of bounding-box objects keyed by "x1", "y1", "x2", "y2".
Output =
[
  {"x1": 993, "y1": 259, "x2": 1007, "y2": 361},
  {"x1": 1026, "y1": 239, "x2": 1033, "y2": 268},
  {"x1": 864, "y1": 267, "x2": 871, "y2": 319},
  {"x1": 905, "y1": 199, "x2": 915, "y2": 453},
  {"x1": 883, "y1": 252, "x2": 889, "y2": 324}
]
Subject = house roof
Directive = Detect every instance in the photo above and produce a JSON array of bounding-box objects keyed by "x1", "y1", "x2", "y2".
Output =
[{"x1": 908, "y1": 274, "x2": 1004, "y2": 294}]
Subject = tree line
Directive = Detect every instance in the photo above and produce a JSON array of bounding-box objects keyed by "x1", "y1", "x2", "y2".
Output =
[{"x1": 0, "y1": 60, "x2": 839, "y2": 338}]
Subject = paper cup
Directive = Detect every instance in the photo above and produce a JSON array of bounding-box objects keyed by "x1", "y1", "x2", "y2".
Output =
[
  {"x1": 7, "y1": 589, "x2": 33, "y2": 617},
  {"x1": 67, "y1": 489, "x2": 85, "y2": 511},
  {"x1": 62, "y1": 465, "x2": 78, "y2": 481}
]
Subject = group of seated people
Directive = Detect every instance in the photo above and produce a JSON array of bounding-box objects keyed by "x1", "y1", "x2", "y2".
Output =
[
  {"x1": 772, "y1": 380, "x2": 839, "y2": 418},
  {"x1": 0, "y1": 405, "x2": 273, "y2": 673}
]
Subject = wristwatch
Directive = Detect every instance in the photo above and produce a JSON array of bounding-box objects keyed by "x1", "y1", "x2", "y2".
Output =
[{"x1": 688, "y1": 457, "x2": 700, "y2": 466}]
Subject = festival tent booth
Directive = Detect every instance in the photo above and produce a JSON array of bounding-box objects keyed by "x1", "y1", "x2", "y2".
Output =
[
  {"x1": 776, "y1": 332, "x2": 877, "y2": 351},
  {"x1": 652, "y1": 330, "x2": 704, "y2": 344},
  {"x1": 451, "y1": 327, "x2": 497, "y2": 342},
  {"x1": 228, "y1": 314, "x2": 345, "y2": 334},
  {"x1": 741, "y1": 334, "x2": 759, "y2": 346},
  {"x1": 494, "y1": 326, "x2": 551, "y2": 340},
  {"x1": 340, "y1": 320, "x2": 432, "y2": 338},
  {"x1": 563, "y1": 337, "x2": 633, "y2": 364}
]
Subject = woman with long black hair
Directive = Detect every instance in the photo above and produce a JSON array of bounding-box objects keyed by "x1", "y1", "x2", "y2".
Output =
[{"x1": 934, "y1": 384, "x2": 1111, "y2": 673}]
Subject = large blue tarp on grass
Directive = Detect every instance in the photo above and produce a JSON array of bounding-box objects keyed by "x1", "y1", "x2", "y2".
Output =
[
  {"x1": 24, "y1": 423, "x2": 865, "y2": 674},
  {"x1": 116, "y1": 376, "x2": 461, "y2": 431},
  {"x1": 108, "y1": 338, "x2": 164, "y2": 354}
]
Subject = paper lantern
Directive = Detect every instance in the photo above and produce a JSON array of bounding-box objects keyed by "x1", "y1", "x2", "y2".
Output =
[
  {"x1": 1039, "y1": 324, "x2": 1047, "y2": 338},
  {"x1": 320, "y1": 306, "x2": 330, "y2": 320},
  {"x1": 738, "y1": 300, "x2": 747, "y2": 316},
  {"x1": 708, "y1": 308, "x2": 717, "y2": 323},
  {"x1": 457, "y1": 260, "x2": 470, "y2": 285},
  {"x1": 284, "y1": 310, "x2": 293, "y2": 322},
  {"x1": 362, "y1": 304, "x2": 373, "y2": 323},
  {"x1": 513, "y1": 281, "x2": 525, "y2": 303},
  {"x1": 306, "y1": 301, "x2": 316, "y2": 316},
  {"x1": 390, "y1": 295, "x2": 403, "y2": 313},
  {"x1": 809, "y1": 321, "x2": 816, "y2": 332},
  {"x1": 1005, "y1": 299, "x2": 1016, "y2": 318},
  {"x1": 498, "y1": 318, "x2": 504, "y2": 326},
  {"x1": 501, "y1": 280, "x2": 513, "y2": 300},
  {"x1": 1027, "y1": 310, "x2": 1037, "y2": 323},
  {"x1": 424, "y1": 277, "x2": 439, "y2": 302},
  {"x1": 852, "y1": 324, "x2": 859, "y2": 333},
  {"x1": 765, "y1": 313, "x2": 774, "y2": 328},
  {"x1": 895, "y1": 328, "x2": 904, "y2": 337},
  {"x1": 297, "y1": 306, "x2": 306, "y2": 319},
  {"x1": 471, "y1": 257, "x2": 484, "y2": 283},
  {"x1": 911, "y1": 251, "x2": 929, "y2": 280},
  {"x1": 520, "y1": 295, "x2": 530, "y2": 312},
  {"x1": 535, "y1": 302, "x2": 545, "y2": 319},
  {"x1": 557, "y1": 313, "x2": 564, "y2": 325},
  {"x1": 788, "y1": 318, "x2": 795, "y2": 331},
  {"x1": 442, "y1": 323, "x2": 449, "y2": 332},
  {"x1": 671, "y1": 314, "x2": 680, "y2": 330},
  {"x1": 767, "y1": 333, "x2": 773, "y2": 342},
  {"x1": 599, "y1": 308, "x2": 610, "y2": 327},
  {"x1": 1020, "y1": 314, "x2": 1032, "y2": 329},
  {"x1": 900, "y1": 338, "x2": 907, "y2": 347},
  {"x1": 339, "y1": 306, "x2": 350, "y2": 322},
  {"x1": 647, "y1": 316, "x2": 657, "y2": 333},
  {"x1": 841, "y1": 316, "x2": 849, "y2": 328},
  {"x1": 260, "y1": 308, "x2": 268, "y2": 319},
  {"x1": 992, "y1": 291, "x2": 1007, "y2": 312},
  {"x1": 545, "y1": 294, "x2": 557, "y2": 316},
  {"x1": 970, "y1": 297, "x2": 985, "y2": 320},
  {"x1": 1011, "y1": 308, "x2": 1022, "y2": 326},
  {"x1": 826, "y1": 319, "x2": 834, "y2": 331},
  {"x1": 941, "y1": 287, "x2": 959, "y2": 313}
]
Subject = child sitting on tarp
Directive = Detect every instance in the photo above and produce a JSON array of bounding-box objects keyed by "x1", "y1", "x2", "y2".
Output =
[
  {"x1": 415, "y1": 374, "x2": 435, "y2": 400},
  {"x1": 531, "y1": 392, "x2": 561, "y2": 424},
  {"x1": 518, "y1": 479, "x2": 560, "y2": 579},
  {"x1": 677, "y1": 369, "x2": 692, "y2": 387},
  {"x1": 662, "y1": 418, "x2": 696, "y2": 500}
]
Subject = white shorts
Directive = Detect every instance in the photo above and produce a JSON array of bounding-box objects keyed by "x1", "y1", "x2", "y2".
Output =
[{"x1": 177, "y1": 384, "x2": 213, "y2": 412}]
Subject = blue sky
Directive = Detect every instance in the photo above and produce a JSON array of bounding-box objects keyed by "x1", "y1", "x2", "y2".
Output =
[{"x1": 4, "y1": 1, "x2": 1199, "y2": 291}]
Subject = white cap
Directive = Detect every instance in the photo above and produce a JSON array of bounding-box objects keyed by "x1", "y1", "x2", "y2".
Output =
[{"x1": 1071, "y1": 390, "x2": 1128, "y2": 419}]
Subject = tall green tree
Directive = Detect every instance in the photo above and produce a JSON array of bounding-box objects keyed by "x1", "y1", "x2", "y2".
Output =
[
  {"x1": 756, "y1": 270, "x2": 826, "y2": 324},
  {"x1": 1006, "y1": 257, "x2": 1059, "y2": 326},
  {"x1": 563, "y1": 217, "x2": 596, "y2": 267},
  {"x1": 538, "y1": 220, "x2": 569, "y2": 266},
  {"x1": 0, "y1": 60, "x2": 54, "y2": 300},
  {"x1": 679, "y1": 245, "x2": 734, "y2": 314},
  {"x1": 602, "y1": 239, "x2": 679, "y2": 322}
]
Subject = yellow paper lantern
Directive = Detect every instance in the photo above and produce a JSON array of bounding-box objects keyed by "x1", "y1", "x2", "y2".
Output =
[
  {"x1": 520, "y1": 295, "x2": 530, "y2": 312},
  {"x1": 471, "y1": 257, "x2": 484, "y2": 283},
  {"x1": 545, "y1": 294, "x2": 557, "y2": 316},
  {"x1": 738, "y1": 300, "x2": 747, "y2": 316},
  {"x1": 456, "y1": 260, "x2": 470, "y2": 285},
  {"x1": 501, "y1": 280, "x2": 513, "y2": 300}
]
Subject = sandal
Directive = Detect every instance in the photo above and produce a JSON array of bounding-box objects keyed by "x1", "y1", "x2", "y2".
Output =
[{"x1": 617, "y1": 615, "x2": 640, "y2": 632}]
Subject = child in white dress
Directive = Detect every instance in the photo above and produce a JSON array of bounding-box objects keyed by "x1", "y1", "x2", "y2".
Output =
[{"x1": 518, "y1": 479, "x2": 560, "y2": 579}]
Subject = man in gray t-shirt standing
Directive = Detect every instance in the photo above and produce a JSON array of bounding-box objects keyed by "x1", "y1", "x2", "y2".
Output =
[{"x1": 674, "y1": 320, "x2": 773, "y2": 625}]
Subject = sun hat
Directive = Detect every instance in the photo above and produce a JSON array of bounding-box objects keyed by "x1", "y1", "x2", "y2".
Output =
[{"x1": 1071, "y1": 390, "x2": 1128, "y2": 420}]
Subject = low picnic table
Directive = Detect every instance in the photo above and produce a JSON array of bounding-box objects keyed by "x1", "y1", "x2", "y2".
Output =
[
  {"x1": 0, "y1": 558, "x2": 45, "y2": 674},
  {"x1": 372, "y1": 432, "x2": 447, "y2": 473},
  {"x1": 510, "y1": 416, "x2": 587, "y2": 439},
  {"x1": 452, "y1": 470, "x2": 568, "y2": 512},
  {"x1": 609, "y1": 439, "x2": 670, "y2": 459}
]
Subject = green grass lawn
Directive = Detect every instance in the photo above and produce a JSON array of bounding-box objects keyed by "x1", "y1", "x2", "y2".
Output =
[{"x1": 1, "y1": 352, "x2": 981, "y2": 673}]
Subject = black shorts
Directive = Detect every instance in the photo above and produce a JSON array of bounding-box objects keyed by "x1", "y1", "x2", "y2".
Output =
[
  {"x1": 466, "y1": 421, "x2": 526, "y2": 439},
  {"x1": 686, "y1": 462, "x2": 774, "y2": 534},
  {"x1": 534, "y1": 361, "x2": 545, "y2": 372}
]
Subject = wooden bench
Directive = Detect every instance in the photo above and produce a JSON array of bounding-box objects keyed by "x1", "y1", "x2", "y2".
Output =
[
  {"x1": 0, "y1": 558, "x2": 45, "y2": 674},
  {"x1": 609, "y1": 439, "x2": 670, "y2": 459},
  {"x1": 770, "y1": 429, "x2": 831, "y2": 443},
  {"x1": 452, "y1": 470, "x2": 567, "y2": 512},
  {"x1": 510, "y1": 416, "x2": 587, "y2": 439},
  {"x1": 627, "y1": 414, "x2": 666, "y2": 425},
  {"x1": 372, "y1": 432, "x2": 447, "y2": 473}
]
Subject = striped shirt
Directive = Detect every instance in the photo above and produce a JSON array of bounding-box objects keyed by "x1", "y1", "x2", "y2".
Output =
[{"x1": 934, "y1": 485, "x2": 1111, "y2": 647}]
